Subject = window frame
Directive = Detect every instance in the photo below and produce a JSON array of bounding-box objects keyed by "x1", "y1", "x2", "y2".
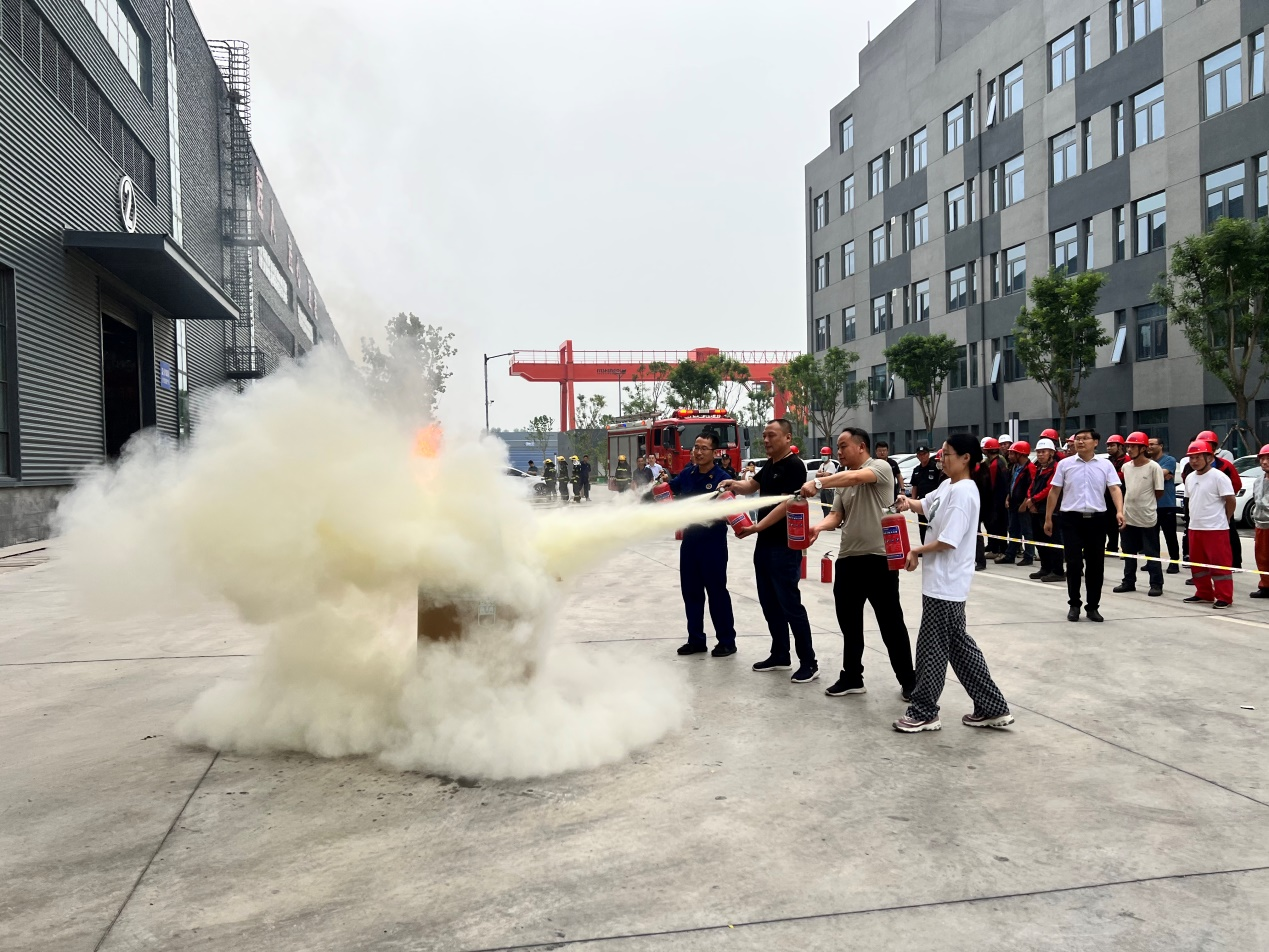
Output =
[
  {"x1": 1204, "y1": 163, "x2": 1246, "y2": 228},
  {"x1": 1053, "y1": 223, "x2": 1080, "y2": 274},
  {"x1": 1002, "y1": 63, "x2": 1024, "y2": 119},
  {"x1": 1133, "y1": 82, "x2": 1165, "y2": 147},
  {"x1": 0, "y1": 266, "x2": 15, "y2": 477},
  {"x1": 909, "y1": 126, "x2": 928, "y2": 173},
  {"x1": 1134, "y1": 303, "x2": 1168, "y2": 361},
  {"x1": 869, "y1": 154, "x2": 888, "y2": 198},
  {"x1": 814, "y1": 315, "x2": 831, "y2": 352},
  {"x1": 1202, "y1": 44, "x2": 1243, "y2": 119},
  {"x1": 911, "y1": 203, "x2": 929, "y2": 247},
  {"x1": 842, "y1": 306, "x2": 856, "y2": 342},
  {"x1": 945, "y1": 101, "x2": 966, "y2": 152},
  {"x1": 1003, "y1": 243, "x2": 1027, "y2": 295},
  {"x1": 1134, "y1": 192, "x2": 1167, "y2": 255},
  {"x1": 841, "y1": 240, "x2": 856, "y2": 277},
  {"x1": 814, "y1": 252, "x2": 830, "y2": 290},
  {"x1": 839, "y1": 115, "x2": 854, "y2": 152},
  {"x1": 1131, "y1": 0, "x2": 1162, "y2": 43},
  {"x1": 840, "y1": 174, "x2": 855, "y2": 214},
  {"x1": 947, "y1": 264, "x2": 970, "y2": 311},
  {"x1": 1050, "y1": 29, "x2": 1076, "y2": 90},
  {"x1": 813, "y1": 192, "x2": 828, "y2": 230},
  {"x1": 1052, "y1": 129, "x2": 1078, "y2": 185},
  {"x1": 870, "y1": 224, "x2": 888, "y2": 265},
  {"x1": 870, "y1": 295, "x2": 889, "y2": 335},
  {"x1": 913, "y1": 279, "x2": 930, "y2": 323},
  {"x1": 1003, "y1": 153, "x2": 1025, "y2": 207},
  {"x1": 1253, "y1": 31, "x2": 1265, "y2": 99},
  {"x1": 946, "y1": 182, "x2": 970, "y2": 232}
]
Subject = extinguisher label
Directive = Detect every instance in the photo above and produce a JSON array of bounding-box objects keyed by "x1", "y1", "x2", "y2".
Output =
[
  {"x1": 787, "y1": 511, "x2": 805, "y2": 542},
  {"x1": 882, "y1": 524, "x2": 905, "y2": 561}
]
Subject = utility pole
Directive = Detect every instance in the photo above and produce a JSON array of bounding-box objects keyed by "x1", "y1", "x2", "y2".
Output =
[{"x1": 483, "y1": 351, "x2": 515, "y2": 432}]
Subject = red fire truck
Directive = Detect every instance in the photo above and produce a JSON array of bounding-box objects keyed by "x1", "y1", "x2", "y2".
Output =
[{"x1": 606, "y1": 409, "x2": 742, "y2": 487}]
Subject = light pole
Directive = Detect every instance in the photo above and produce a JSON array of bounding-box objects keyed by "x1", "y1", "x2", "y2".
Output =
[{"x1": 483, "y1": 351, "x2": 515, "y2": 432}]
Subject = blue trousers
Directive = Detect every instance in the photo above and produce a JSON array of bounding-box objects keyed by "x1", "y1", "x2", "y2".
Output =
[
  {"x1": 680, "y1": 532, "x2": 736, "y2": 647},
  {"x1": 753, "y1": 545, "x2": 815, "y2": 665},
  {"x1": 1004, "y1": 509, "x2": 1035, "y2": 559}
]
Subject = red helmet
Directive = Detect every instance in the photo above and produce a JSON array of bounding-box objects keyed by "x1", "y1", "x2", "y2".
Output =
[
  {"x1": 981, "y1": 437, "x2": 1000, "y2": 450},
  {"x1": 1040, "y1": 428, "x2": 1059, "y2": 440},
  {"x1": 1260, "y1": 444, "x2": 1269, "y2": 457},
  {"x1": 1125, "y1": 431, "x2": 1149, "y2": 446},
  {"x1": 1106, "y1": 434, "x2": 1125, "y2": 445},
  {"x1": 1010, "y1": 440, "x2": 1031, "y2": 456},
  {"x1": 820, "y1": 447, "x2": 832, "y2": 455},
  {"x1": 1187, "y1": 440, "x2": 1213, "y2": 456},
  {"x1": 1196, "y1": 430, "x2": 1219, "y2": 446},
  {"x1": 791, "y1": 446, "x2": 799, "y2": 454}
]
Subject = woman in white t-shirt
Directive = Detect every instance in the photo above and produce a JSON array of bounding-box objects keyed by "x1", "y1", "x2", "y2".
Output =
[{"x1": 892, "y1": 433, "x2": 1014, "y2": 733}]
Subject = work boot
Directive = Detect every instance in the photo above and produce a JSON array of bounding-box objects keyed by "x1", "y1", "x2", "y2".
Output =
[
  {"x1": 1029, "y1": 569, "x2": 1047, "y2": 580},
  {"x1": 711, "y1": 643, "x2": 737, "y2": 657},
  {"x1": 1017, "y1": 558, "x2": 1035, "y2": 567},
  {"x1": 676, "y1": 642, "x2": 707, "y2": 656},
  {"x1": 1250, "y1": 589, "x2": 1269, "y2": 599},
  {"x1": 1112, "y1": 583, "x2": 1135, "y2": 593}
]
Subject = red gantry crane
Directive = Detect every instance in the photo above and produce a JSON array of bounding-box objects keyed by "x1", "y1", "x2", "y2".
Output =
[{"x1": 507, "y1": 341, "x2": 799, "y2": 430}]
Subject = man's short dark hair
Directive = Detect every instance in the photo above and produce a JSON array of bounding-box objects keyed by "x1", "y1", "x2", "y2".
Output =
[
  {"x1": 1075, "y1": 428, "x2": 1100, "y2": 441},
  {"x1": 840, "y1": 427, "x2": 871, "y2": 451},
  {"x1": 696, "y1": 431, "x2": 720, "y2": 449},
  {"x1": 875, "y1": 440, "x2": 889, "y2": 450},
  {"x1": 766, "y1": 418, "x2": 793, "y2": 436}
]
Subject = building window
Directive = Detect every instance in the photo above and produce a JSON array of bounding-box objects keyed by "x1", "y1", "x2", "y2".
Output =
[
  {"x1": 1003, "y1": 153, "x2": 1025, "y2": 207},
  {"x1": 1258, "y1": 155, "x2": 1268, "y2": 219},
  {"x1": 1082, "y1": 119, "x2": 1092, "y2": 171},
  {"x1": 1203, "y1": 45, "x2": 1243, "y2": 119},
  {"x1": 0, "y1": 266, "x2": 12, "y2": 474},
  {"x1": 1132, "y1": 0, "x2": 1162, "y2": 42},
  {"x1": 1253, "y1": 31, "x2": 1265, "y2": 99},
  {"x1": 1053, "y1": 224, "x2": 1080, "y2": 273},
  {"x1": 1134, "y1": 192, "x2": 1166, "y2": 254},
  {"x1": 1133, "y1": 82, "x2": 1165, "y2": 146},
  {"x1": 913, "y1": 279, "x2": 930, "y2": 323},
  {"x1": 870, "y1": 225, "x2": 888, "y2": 265},
  {"x1": 840, "y1": 115, "x2": 854, "y2": 152},
  {"x1": 1135, "y1": 303, "x2": 1168, "y2": 360},
  {"x1": 950, "y1": 345, "x2": 969, "y2": 390},
  {"x1": 1082, "y1": 18, "x2": 1092, "y2": 70},
  {"x1": 1051, "y1": 129, "x2": 1078, "y2": 185},
  {"x1": 1051, "y1": 29, "x2": 1076, "y2": 89},
  {"x1": 947, "y1": 265, "x2": 970, "y2": 310},
  {"x1": 871, "y1": 296, "x2": 889, "y2": 334},
  {"x1": 78, "y1": 0, "x2": 148, "y2": 90},
  {"x1": 1004, "y1": 243, "x2": 1027, "y2": 295},
  {"x1": 815, "y1": 253, "x2": 829, "y2": 290},
  {"x1": 945, "y1": 100, "x2": 966, "y2": 152},
  {"x1": 1112, "y1": 0, "x2": 1126, "y2": 53},
  {"x1": 870, "y1": 364, "x2": 888, "y2": 402},
  {"x1": 946, "y1": 182, "x2": 971, "y2": 231},
  {"x1": 841, "y1": 240, "x2": 856, "y2": 277},
  {"x1": 911, "y1": 203, "x2": 929, "y2": 247},
  {"x1": 970, "y1": 341, "x2": 980, "y2": 387},
  {"x1": 1004, "y1": 334, "x2": 1027, "y2": 381},
  {"x1": 1114, "y1": 206, "x2": 1126, "y2": 260},
  {"x1": 909, "y1": 126, "x2": 928, "y2": 173},
  {"x1": 1002, "y1": 63, "x2": 1024, "y2": 118},
  {"x1": 840, "y1": 175, "x2": 855, "y2": 213},
  {"x1": 1113, "y1": 102, "x2": 1126, "y2": 157},
  {"x1": 814, "y1": 192, "x2": 828, "y2": 230},
  {"x1": 842, "y1": 306, "x2": 856, "y2": 341},
  {"x1": 1135, "y1": 408, "x2": 1169, "y2": 448},
  {"x1": 1084, "y1": 217, "x2": 1095, "y2": 268},
  {"x1": 815, "y1": 315, "x2": 830, "y2": 351},
  {"x1": 1205, "y1": 164, "x2": 1246, "y2": 228},
  {"x1": 870, "y1": 154, "x2": 888, "y2": 197}
]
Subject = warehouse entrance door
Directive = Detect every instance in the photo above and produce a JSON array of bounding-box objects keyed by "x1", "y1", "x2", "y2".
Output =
[{"x1": 101, "y1": 313, "x2": 141, "y2": 459}]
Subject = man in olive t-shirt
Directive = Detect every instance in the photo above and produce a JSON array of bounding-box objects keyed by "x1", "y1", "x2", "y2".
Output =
[{"x1": 800, "y1": 427, "x2": 914, "y2": 698}]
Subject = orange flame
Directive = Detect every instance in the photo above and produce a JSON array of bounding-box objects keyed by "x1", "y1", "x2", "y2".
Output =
[{"x1": 413, "y1": 423, "x2": 444, "y2": 459}]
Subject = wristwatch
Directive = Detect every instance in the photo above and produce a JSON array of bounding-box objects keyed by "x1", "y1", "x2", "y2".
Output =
[{"x1": 813, "y1": 478, "x2": 823, "y2": 491}]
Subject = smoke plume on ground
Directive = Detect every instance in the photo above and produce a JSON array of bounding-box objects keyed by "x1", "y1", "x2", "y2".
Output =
[{"x1": 54, "y1": 354, "x2": 753, "y2": 779}]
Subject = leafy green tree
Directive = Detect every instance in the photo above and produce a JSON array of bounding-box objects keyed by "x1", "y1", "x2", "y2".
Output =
[
  {"x1": 771, "y1": 348, "x2": 865, "y2": 442},
  {"x1": 1015, "y1": 268, "x2": 1111, "y2": 430},
  {"x1": 526, "y1": 414, "x2": 554, "y2": 459},
  {"x1": 666, "y1": 359, "x2": 723, "y2": 409},
  {"x1": 743, "y1": 385, "x2": 774, "y2": 427},
  {"x1": 622, "y1": 361, "x2": 671, "y2": 418},
  {"x1": 884, "y1": 333, "x2": 960, "y2": 441},
  {"x1": 1154, "y1": 216, "x2": 1269, "y2": 450},
  {"x1": 569, "y1": 394, "x2": 614, "y2": 474},
  {"x1": 361, "y1": 313, "x2": 456, "y2": 419}
]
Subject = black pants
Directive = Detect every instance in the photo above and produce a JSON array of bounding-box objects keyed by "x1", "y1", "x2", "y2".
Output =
[
  {"x1": 1120, "y1": 522, "x2": 1163, "y2": 588},
  {"x1": 1061, "y1": 511, "x2": 1109, "y2": 610},
  {"x1": 917, "y1": 514, "x2": 930, "y2": 543},
  {"x1": 754, "y1": 546, "x2": 815, "y2": 666},
  {"x1": 1157, "y1": 506, "x2": 1180, "y2": 567},
  {"x1": 1036, "y1": 519, "x2": 1063, "y2": 575},
  {"x1": 819, "y1": 488, "x2": 835, "y2": 517},
  {"x1": 833, "y1": 554, "x2": 914, "y2": 690},
  {"x1": 680, "y1": 531, "x2": 735, "y2": 647}
]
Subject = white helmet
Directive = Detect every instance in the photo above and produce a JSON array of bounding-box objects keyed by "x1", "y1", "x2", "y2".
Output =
[
  {"x1": 998, "y1": 433, "x2": 1013, "y2": 443},
  {"x1": 1035, "y1": 438, "x2": 1057, "y2": 451}
]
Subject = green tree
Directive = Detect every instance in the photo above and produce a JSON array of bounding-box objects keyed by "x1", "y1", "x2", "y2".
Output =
[
  {"x1": 1154, "y1": 216, "x2": 1269, "y2": 450},
  {"x1": 361, "y1": 313, "x2": 456, "y2": 419},
  {"x1": 1015, "y1": 268, "x2": 1111, "y2": 431},
  {"x1": 526, "y1": 414, "x2": 554, "y2": 459},
  {"x1": 771, "y1": 348, "x2": 865, "y2": 442},
  {"x1": 622, "y1": 361, "x2": 671, "y2": 419},
  {"x1": 743, "y1": 385, "x2": 774, "y2": 427},
  {"x1": 666, "y1": 359, "x2": 723, "y2": 409},
  {"x1": 711, "y1": 356, "x2": 754, "y2": 416},
  {"x1": 884, "y1": 333, "x2": 960, "y2": 441},
  {"x1": 569, "y1": 394, "x2": 614, "y2": 474}
]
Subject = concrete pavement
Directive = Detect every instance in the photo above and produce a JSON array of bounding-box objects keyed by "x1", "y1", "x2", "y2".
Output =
[{"x1": 2, "y1": 525, "x2": 1268, "y2": 951}]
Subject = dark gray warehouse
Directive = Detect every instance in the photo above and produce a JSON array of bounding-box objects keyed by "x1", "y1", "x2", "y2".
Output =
[{"x1": 0, "y1": 0, "x2": 343, "y2": 545}]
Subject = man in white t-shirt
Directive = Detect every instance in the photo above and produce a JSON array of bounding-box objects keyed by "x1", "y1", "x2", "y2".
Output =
[
  {"x1": 1113, "y1": 432, "x2": 1165, "y2": 597},
  {"x1": 815, "y1": 447, "x2": 841, "y2": 516},
  {"x1": 1182, "y1": 439, "x2": 1236, "y2": 608}
]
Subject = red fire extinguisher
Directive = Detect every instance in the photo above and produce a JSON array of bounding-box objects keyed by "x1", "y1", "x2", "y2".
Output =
[
  {"x1": 820, "y1": 551, "x2": 833, "y2": 583},
  {"x1": 881, "y1": 509, "x2": 911, "y2": 570},
  {"x1": 786, "y1": 496, "x2": 812, "y2": 550},
  {"x1": 651, "y1": 482, "x2": 682, "y2": 540},
  {"x1": 716, "y1": 491, "x2": 754, "y2": 537}
]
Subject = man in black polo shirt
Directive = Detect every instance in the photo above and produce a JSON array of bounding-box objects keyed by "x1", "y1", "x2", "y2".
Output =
[
  {"x1": 908, "y1": 444, "x2": 945, "y2": 543},
  {"x1": 720, "y1": 419, "x2": 818, "y2": 683}
]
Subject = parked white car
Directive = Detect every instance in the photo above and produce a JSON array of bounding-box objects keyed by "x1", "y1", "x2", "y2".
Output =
[{"x1": 505, "y1": 467, "x2": 551, "y2": 497}]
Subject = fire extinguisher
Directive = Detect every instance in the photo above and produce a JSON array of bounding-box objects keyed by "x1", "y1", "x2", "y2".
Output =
[
  {"x1": 799, "y1": 553, "x2": 807, "y2": 579},
  {"x1": 881, "y1": 508, "x2": 911, "y2": 570},
  {"x1": 716, "y1": 491, "x2": 754, "y2": 537},
  {"x1": 786, "y1": 496, "x2": 812, "y2": 550},
  {"x1": 651, "y1": 482, "x2": 682, "y2": 540},
  {"x1": 820, "y1": 551, "x2": 833, "y2": 583}
]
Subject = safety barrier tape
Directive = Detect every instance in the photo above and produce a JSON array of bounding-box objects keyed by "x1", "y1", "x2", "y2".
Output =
[{"x1": 977, "y1": 529, "x2": 1266, "y2": 577}]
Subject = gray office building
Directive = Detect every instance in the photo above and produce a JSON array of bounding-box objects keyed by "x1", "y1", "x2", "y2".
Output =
[
  {"x1": 0, "y1": 0, "x2": 344, "y2": 545},
  {"x1": 805, "y1": 0, "x2": 1269, "y2": 453}
]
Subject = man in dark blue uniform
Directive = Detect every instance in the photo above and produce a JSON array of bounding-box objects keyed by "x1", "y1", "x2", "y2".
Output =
[{"x1": 667, "y1": 432, "x2": 737, "y2": 658}]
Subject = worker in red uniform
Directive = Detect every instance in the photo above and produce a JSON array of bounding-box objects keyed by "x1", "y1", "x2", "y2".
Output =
[
  {"x1": 1181, "y1": 430, "x2": 1244, "y2": 571},
  {"x1": 1040, "y1": 428, "x2": 1066, "y2": 461},
  {"x1": 999, "y1": 441, "x2": 1036, "y2": 566},
  {"x1": 1027, "y1": 438, "x2": 1063, "y2": 581},
  {"x1": 980, "y1": 437, "x2": 1007, "y2": 558},
  {"x1": 1105, "y1": 434, "x2": 1127, "y2": 555},
  {"x1": 1182, "y1": 439, "x2": 1236, "y2": 608}
]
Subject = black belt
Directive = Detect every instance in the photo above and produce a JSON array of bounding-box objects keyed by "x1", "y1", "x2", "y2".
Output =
[{"x1": 1063, "y1": 510, "x2": 1106, "y2": 518}]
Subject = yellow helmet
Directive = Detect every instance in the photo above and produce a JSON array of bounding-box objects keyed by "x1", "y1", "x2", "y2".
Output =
[
  {"x1": 570, "y1": 455, "x2": 579, "y2": 462},
  {"x1": 557, "y1": 455, "x2": 565, "y2": 460},
  {"x1": 618, "y1": 454, "x2": 626, "y2": 460}
]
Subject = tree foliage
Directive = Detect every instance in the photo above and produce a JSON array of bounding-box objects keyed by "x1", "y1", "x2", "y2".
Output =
[
  {"x1": 1014, "y1": 268, "x2": 1110, "y2": 430},
  {"x1": 884, "y1": 333, "x2": 960, "y2": 439},
  {"x1": 771, "y1": 348, "x2": 865, "y2": 441},
  {"x1": 526, "y1": 414, "x2": 554, "y2": 458},
  {"x1": 361, "y1": 313, "x2": 456, "y2": 419},
  {"x1": 1153, "y1": 216, "x2": 1269, "y2": 449},
  {"x1": 622, "y1": 362, "x2": 672, "y2": 419},
  {"x1": 569, "y1": 394, "x2": 614, "y2": 473}
]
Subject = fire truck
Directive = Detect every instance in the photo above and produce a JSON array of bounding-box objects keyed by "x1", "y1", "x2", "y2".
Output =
[{"x1": 606, "y1": 408, "x2": 742, "y2": 488}]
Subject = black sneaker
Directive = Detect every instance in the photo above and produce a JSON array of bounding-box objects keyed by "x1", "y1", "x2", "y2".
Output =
[
  {"x1": 1166, "y1": 565, "x2": 1180, "y2": 575},
  {"x1": 790, "y1": 664, "x2": 820, "y2": 684},
  {"x1": 901, "y1": 686, "x2": 913, "y2": 702},
  {"x1": 1085, "y1": 607, "x2": 1104, "y2": 623},
  {"x1": 677, "y1": 642, "x2": 708, "y2": 656},
  {"x1": 711, "y1": 644, "x2": 737, "y2": 657},
  {"x1": 1147, "y1": 586, "x2": 1163, "y2": 597},
  {"x1": 752, "y1": 657, "x2": 792, "y2": 672},
  {"x1": 1067, "y1": 607, "x2": 1080, "y2": 622},
  {"x1": 824, "y1": 675, "x2": 865, "y2": 696},
  {"x1": 1041, "y1": 572, "x2": 1065, "y2": 583},
  {"x1": 1186, "y1": 578, "x2": 1196, "y2": 586},
  {"x1": 1214, "y1": 600, "x2": 1231, "y2": 609},
  {"x1": 1250, "y1": 589, "x2": 1269, "y2": 599},
  {"x1": 1029, "y1": 570, "x2": 1047, "y2": 580},
  {"x1": 1017, "y1": 558, "x2": 1035, "y2": 567},
  {"x1": 975, "y1": 562, "x2": 987, "y2": 571},
  {"x1": 1182, "y1": 595, "x2": 1210, "y2": 603},
  {"x1": 1112, "y1": 583, "x2": 1135, "y2": 593}
]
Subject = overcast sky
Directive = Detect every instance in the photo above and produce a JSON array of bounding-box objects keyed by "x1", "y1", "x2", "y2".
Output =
[{"x1": 194, "y1": 0, "x2": 913, "y2": 431}]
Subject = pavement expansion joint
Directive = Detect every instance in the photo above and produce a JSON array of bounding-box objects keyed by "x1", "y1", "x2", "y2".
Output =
[
  {"x1": 0, "y1": 653, "x2": 255, "y2": 667},
  {"x1": 457, "y1": 864, "x2": 1269, "y2": 952}
]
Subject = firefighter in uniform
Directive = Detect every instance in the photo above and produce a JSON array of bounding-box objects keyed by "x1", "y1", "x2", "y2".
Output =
[
  {"x1": 570, "y1": 455, "x2": 583, "y2": 502},
  {"x1": 542, "y1": 456, "x2": 557, "y2": 497},
  {"x1": 664, "y1": 433, "x2": 737, "y2": 657},
  {"x1": 614, "y1": 454, "x2": 631, "y2": 492},
  {"x1": 556, "y1": 455, "x2": 570, "y2": 500}
]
